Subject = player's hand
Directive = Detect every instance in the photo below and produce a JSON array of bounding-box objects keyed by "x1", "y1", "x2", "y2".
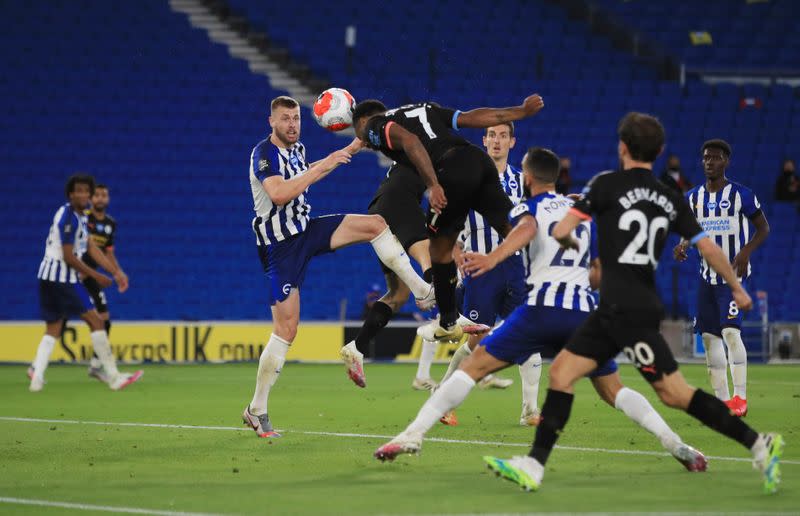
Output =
[
  {"x1": 96, "y1": 273, "x2": 113, "y2": 289},
  {"x1": 453, "y1": 247, "x2": 468, "y2": 277},
  {"x1": 428, "y1": 184, "x2": 447, "y2": 214},
  {"x1": 462, "y1": 252, "x2": 498, "y2": 277},
  {"x1": 113, "y1": 270, "x2": 129, "y2": 293},
  {"x1": 732, "y1": 286, "x2": 753, "y2": 311},
  {"x1": 673, "y1": 241, "x2": 689, "y2": 262},
  {"x1": 344, "y1": 137, "x2": 365, "y2": 155},
  {"x1": 323, "y1": 150, "x2": 352, "y2": 172},
  {"x1": 731, "y1": 250, "x2": 750, "y2": 277},
  {"x1": 521, "y1": 94, "x2": 545, "y2": 117}
]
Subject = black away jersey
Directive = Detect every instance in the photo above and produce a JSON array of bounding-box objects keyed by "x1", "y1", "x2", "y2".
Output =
[
  {"x1": 364, "y1": 103, "x2": 471, "y2": 167},
  {"x1": 572, "y1": 168, "x2": 705, "y2": 314}
]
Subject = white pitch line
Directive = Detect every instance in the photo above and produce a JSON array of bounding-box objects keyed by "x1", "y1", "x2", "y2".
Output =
[
  {"x1": 0, "y1": 496, "x2": 222, "y2": 516},
  {"x1": 1, "y1": 416, "x2": 797, "y2": 465}
]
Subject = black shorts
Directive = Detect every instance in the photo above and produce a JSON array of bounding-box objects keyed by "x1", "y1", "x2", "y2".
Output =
[
  {"x1": 368, "y1": 163, "x2": 428, "y2": 265},
  {"x1": 82, "y1": 276, "x2": 109, "y2": 313},
  {"x1": 566, "y1": 306, "x2": 678, "y2": 383},
  {"x1": 427, "y1": 145, "x2": 513, "y2": 238}
]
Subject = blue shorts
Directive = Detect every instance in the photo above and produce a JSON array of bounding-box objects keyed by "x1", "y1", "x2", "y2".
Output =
[
  {"x1": 462, "y1": 253, "x2": 527, "y2": 326},
  {"x1": 482, "y1": 304, "x2": 617, "y2": 376},
  {"x1": 694, "y1": 279, "x2": 746, "y2": 337},
  {"x1": 39, "y1": 279, "x2": 94, "y2": 322},
  {"x1": 257, "y1": 214, "x2": 345, "y2": 305}
]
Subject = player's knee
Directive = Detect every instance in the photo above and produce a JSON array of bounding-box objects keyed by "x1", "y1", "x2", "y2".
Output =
[
  {"x1": 273, "y1": 319, "x2": 298, "y2": 343},
  {"x1": 547, "y1": 362, "x2": 572, "y2": 392},
  {"x1": 366, "y1": 214, "x2": 387, "y2": 237}
]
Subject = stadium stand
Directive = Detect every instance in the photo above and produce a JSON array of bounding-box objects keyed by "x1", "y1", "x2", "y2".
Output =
[{"x1": 1, "y1": 0, "x2": 797, "y2": 323}]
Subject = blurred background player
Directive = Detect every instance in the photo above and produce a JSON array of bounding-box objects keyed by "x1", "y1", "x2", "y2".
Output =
[
  {"x1": 500, "y1": 114, "x2": 781, "y2": 494},
  {"x1": 376, "y1": 147, "x2": 706, "y2": 472},
  {"x1": 674, "y1": 139, "x2": 769, "y2": 416},
  {"x1": 243, "y1": 96, "x2": 434, "y2": 437},
  {"x1": 30, "y1": 174, "x2": 141, "y2": 392},
  {"x1": 352, "y1": 94, "x2": 545, "y2": 347},
  {"x1": 435, "y1": 122, "x2": 539, "y2": 426},
  {"x1": 81, "y1": 183, "x2": 127, "y2": 383}
]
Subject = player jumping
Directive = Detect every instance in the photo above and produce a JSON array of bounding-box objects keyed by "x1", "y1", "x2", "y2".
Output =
[
  {"x1": 431, "y1": 122, "x2": 537, "y2": 426},
  {"x1": 374, "y1": 147, "x2": 707, "y2": 473},
  {"x1": 29, "y1": 174, "x2": 142, "y2": 392},
  {"x1": 487, "y1": 113, "x2": 782, "y2": 494},
  {"x1": 673, "y1": 139, "x2": 769, "y2": 416},
  {"x1": 352, "y1": 94, "x2": 545, "y2": 348},
  {"x1": 243, "y1": 96, "x2": 434, "y2": 437}
]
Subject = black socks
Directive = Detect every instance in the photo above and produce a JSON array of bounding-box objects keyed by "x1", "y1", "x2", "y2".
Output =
[
  {"x1": 687, "y1": 389, "x2": 758, "y2": 449},
  {"x1": 355, "y1": 301, "x2": 393, "y2": 349},
  {"x1": 529, "y1": 389, "x2": 574, "y2": 465},
  {"x1": 431, "y1": 261, "x2": 458, "y2": 328}
]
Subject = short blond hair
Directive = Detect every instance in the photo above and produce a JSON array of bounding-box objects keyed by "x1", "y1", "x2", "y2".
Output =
[{"x1": 270, "y1": 96, "x2": 299, "y2": 113}]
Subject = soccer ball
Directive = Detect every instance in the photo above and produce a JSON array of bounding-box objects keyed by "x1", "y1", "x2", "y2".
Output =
[{"x1": 313, "y1": 88, "x2": 356, "y2": 132}]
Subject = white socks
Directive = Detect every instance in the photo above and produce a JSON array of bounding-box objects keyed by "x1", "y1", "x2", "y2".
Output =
[
  {"x1": 371, "y1": 228, "x2": 430, "y2": 299},
  {"x1": 722, "y1": 327, "x2": 747, "y2": 399},
  {"x1": 416, "y1": 339, "x2": 437, "y2": 380},
  {"x1": 90, "y1": 330, "x2": 120, "y2": 378},
  {"x1": 250, "y1": 333, "x2": 290, "y2": 415},
  {"x1": 440, "y1": 342, "x2": 472, "y2": 383},
  {"x1": 31, "y1": 335, "x2": 57, "y2": 380},
  {"x1": 614, "y1": 387, "x2": 681, "y2": 452},
  {"x1": 519, "y1": 353, "x2": 542, "y2": 410},
  {"x1": 703, "y1": 332, "x2": 730, "y2": 401},
  {"x1": 406, "y1": 370, "x2": 475, "y2": 436}
]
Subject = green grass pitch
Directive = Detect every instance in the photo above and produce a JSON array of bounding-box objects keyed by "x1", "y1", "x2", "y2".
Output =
[{"x1": 1, "y1": 362, "x2": 798, "y2": 515}]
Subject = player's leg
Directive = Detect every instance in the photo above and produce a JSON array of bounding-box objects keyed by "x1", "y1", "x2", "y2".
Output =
[
  {"x1": 518, "y1": 352, "x2": 542, "y2": 425},
  {"x1": 590, "y1": 365, "x2": 706, "y2": 471},
  {"x1": 375, "y1": 306, "x2": 533, "y2": 461},
  {"x1": 81, "y1": 304, "x2": 143, "y2": 391},
  {"x1": 329, "y1": 214, "x2": 433, "y2": 306},
  {"x1": 697, "y1": 280, "x2": 730, "y2": 400},
  {"x1": 428, "y1": 233, "x2": 462, "y2": 334},
  {"x1": 84, "y1": 277, "x2": 110, "y2": 382},
  {"x1": 29, "y1": 281, "x2": 63, "y2": 390},
  {"x1": 632, "y1": 330, "x2": 783, "y2": 492},
  {"x1": 483, "y1": 258, "x2": 528, "y2": 391},
  {"x1": 485, "y1": 348, "x2": 598, "y2": 491},
  {"x1": 717, "y1": 283, "x2": 748, "y2": 415},
  {"x1": 245, "y1": 289, "x2": 297, "y2": 438},
  {"x1": 29, "y1": 319, "x2": 63, "y2": 392}
]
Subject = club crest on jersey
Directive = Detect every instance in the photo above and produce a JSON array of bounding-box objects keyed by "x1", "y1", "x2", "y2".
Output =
[
  {"x1": 508, "y1": 178, "x2": 518, "y2": 192},
  {"x1": 469, "y1": 310, "x2": 479, "y2": 320},
  {"x1": 510, "y1": 204, "x2": 530, "y2": 218},
  {"x1": 368, "y1": 130, "x2": 380, "y2": 147},
  {"x1": 719, "y1": 199, "x2": 731, "y2": 210},
  {"x1": 289, "y1": 155, "x2": 300, "y2": 168}
]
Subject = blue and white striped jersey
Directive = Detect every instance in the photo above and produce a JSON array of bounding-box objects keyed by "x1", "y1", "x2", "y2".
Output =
[
  {"x1": 509, "y1": 192, "x2": 597, "y2": 312},
  {"x1": 37, "y1": 203, "x2": 89, "y2": 284},
  {"x1": 250, "y1": 138, "x2": 311, "y2": 246},
  {"x1": 686, "y1": 181, "x2": 761, "y2": 284},
  {"x1": 459, "y1": 164, "x2": 525, "y2": 253}
]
